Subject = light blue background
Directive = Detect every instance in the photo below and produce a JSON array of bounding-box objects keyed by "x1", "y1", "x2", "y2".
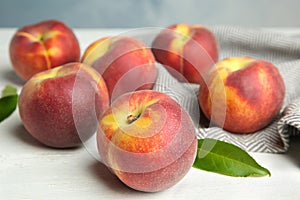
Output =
[{"x1": 0, "y1": 0, "x2": 299, "y2": 28}]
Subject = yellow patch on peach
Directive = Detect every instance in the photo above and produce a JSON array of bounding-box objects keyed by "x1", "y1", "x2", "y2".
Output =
[
  {"x1": 47, "y1": 46, "x2": 61, "y2": 56},
  {"x1": 225, "y1": 87, "x2": 252, "y2": 116},
  {"x1": 141, "y1": 98, "x2": 159, "y2": 109},
  {"x1": 16, "y1": 32, "x2": 38, "y2": 41},
  {"x1": 142, "y1": 47, "x2": 155, "y2": 65},
  {"x1": 101, "y1": 111, "x2": 124, "y2": 133},
  {"x1": 169, "y1": 24, "x2": 193, "y2": 75},
  {"x1": 216, "y1": 57, "x2": 255, "y2": 72},
  {"x1": 173, "y1": 24, "x2": 190, "y2": 37},
  {"x1": 170, "y1": 25, "x2": 191, "y2": 52},
  {"x1": 257, "y1": 67, "x2": 269, "y2": 86},
  {"x1": 108, "y1": 127, "x2": 165, "y2": 153},
  {"x1": 132, "y1": 115, "x2": 151, "y2": 128},
  {"x1": 33, "y1": 66, "x2": 62, "y2": 80},
  {"x1": 32, "y1": 63, "x2": 106, "y2": 94},
  {"x1": 82, "y1": 37, "x2": 112, "y2": 65},
  {"x1": 42, "y1": 30, "x2": 61, "y2": 40}
]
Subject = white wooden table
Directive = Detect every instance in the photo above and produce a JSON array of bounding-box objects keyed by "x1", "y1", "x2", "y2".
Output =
[{"x1": 0, "y1": 28, "x2": 300, "y2": 200}]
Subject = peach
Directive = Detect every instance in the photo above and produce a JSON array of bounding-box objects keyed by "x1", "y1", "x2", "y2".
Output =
[
  {"x1": 18, "y1": 62, "x2": 109, "y2": 148},
  {"x1": 81, "y1": 36, "x2": 157, "y2": 101},
  {"x1": 97, "y1": 90, "x2": 197, "y2": 192},
  {"x1": 9, "y1": 20, "x2": 80, "y2": 81},
  {"x1": 198, "y1": 57, "x2": 285, "y2": 134},
  {"x1": 152, "y1": 23, "x2": 218, "y2": 84}
]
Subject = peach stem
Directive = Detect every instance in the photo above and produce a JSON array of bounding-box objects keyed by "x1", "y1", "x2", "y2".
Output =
[{"x1": 127, "y1": 114, "x2": 140, "y2": 124}]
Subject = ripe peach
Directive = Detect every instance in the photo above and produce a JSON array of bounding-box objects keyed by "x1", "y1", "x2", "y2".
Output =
[
  {"x1": 9, "y1": 20, "x2": 80, "y2": 81},
  {"x1": 18, "y1": 62, "x2": 109, "y2": 148},
  {"x1": 152, "y1": 23, "x2": 218, "y2": 84},
  {"x1": 198, "y1": 57, "x2": 285, "y2": 134},
  {"x1": 97, "y1": 90, "x2": 197, "y2": 192},
  {"x1": 81, "y1": 36, "x2": 157, "y2": 101}
]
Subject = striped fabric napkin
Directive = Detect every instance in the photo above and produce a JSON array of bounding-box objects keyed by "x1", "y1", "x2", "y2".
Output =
[{"x1": 153, "y1": 26, "x2": 300, "y2": 153}]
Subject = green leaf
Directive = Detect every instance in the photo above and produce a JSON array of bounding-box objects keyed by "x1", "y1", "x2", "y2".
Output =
[
  {"x1": 2, "y1": 85, "x2": 17, "y2": 97},
  {"x1": 0, "y1": 85, "x2": 18, "y2": 123},
  {"x1": 193, "y1": 138, "x2": 271, "y2": 177}
]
